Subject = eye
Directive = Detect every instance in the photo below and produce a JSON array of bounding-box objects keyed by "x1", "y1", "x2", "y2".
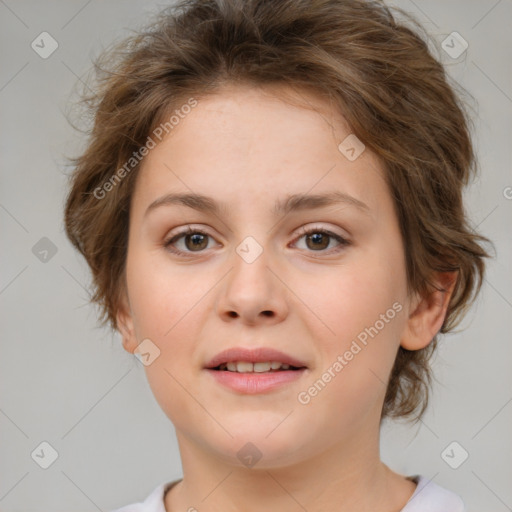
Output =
[
  {"x1": 164, "y1": 227, "x2": 217, "y2": 256},
  {"x1": 163, "y1": 225, "x2": 350, "y2": 257},
  {"x1": 292, "y1": 226, "x2": 350, "y2": 254}
]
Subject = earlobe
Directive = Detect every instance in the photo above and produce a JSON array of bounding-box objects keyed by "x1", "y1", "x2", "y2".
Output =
[
  {"x1": 116, "y1": 294, "x2": 138, "y2": 354},
  {"x1": 400, "y1": 271, "x2": 458, "y2": 351}
]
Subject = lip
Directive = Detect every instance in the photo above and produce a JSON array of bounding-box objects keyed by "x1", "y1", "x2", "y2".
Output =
[
  {"x1": 205, "y1": 367, "x2": 307, "y2": 394},
  {"x1": 204, "y1": 347, "x2": 308, "y2": 369}
]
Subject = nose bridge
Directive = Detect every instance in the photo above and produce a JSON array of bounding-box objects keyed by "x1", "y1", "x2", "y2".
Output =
[{"x1": 216, "y1": 233, "x2": 288, "y2": 323}]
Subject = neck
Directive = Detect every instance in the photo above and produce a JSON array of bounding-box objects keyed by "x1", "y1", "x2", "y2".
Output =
[{"x1": 165, "y1": 426, "x2": 416, "y2": 512}]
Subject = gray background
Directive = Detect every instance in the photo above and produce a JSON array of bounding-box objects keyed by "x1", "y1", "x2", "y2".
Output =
[{"x1": 0, "y1": 0, "x2": 510, "y2": 510}]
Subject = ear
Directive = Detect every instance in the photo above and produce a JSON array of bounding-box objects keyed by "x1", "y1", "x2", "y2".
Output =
[
  {"x1": 400, "y1": 271, "x2": 458, "y2": 350},
  {"x1": 116, "y1": 292, "x2": 138, "y2": 354}
]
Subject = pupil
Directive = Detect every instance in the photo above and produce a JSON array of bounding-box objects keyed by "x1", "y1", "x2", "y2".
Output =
[
  {"x1": 186, "y1": 233, "x2": 207, "y2": 251},
  {"x1": 307, "y1": 232, "x2": 328, "y2": 250}
]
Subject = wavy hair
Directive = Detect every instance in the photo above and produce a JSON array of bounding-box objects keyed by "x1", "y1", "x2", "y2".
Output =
[{"x1": 64, "y1": 0, "x2": 491, "y2": 421}]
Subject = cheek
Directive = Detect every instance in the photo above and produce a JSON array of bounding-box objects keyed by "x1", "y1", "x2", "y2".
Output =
[
  {"x1": 295, "y1": 236, "x2": 408, "y2": 406},
  {"x1": 125, "y1": 247, "x2": 216, "y2": 372},
  {"x1": 125, "y1": 252, "x2": 207, "y2": 427},
  {"x1": 302, "y1": 251, "x2": 406, "y2": 346},
  {"x1": 126, "y1": 246, "x2": 197, "y2": 339}
]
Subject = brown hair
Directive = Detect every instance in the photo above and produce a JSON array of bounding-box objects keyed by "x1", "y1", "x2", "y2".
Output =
[{"x1": 63, "y1": 0, "x2": 491, "y2": 421}]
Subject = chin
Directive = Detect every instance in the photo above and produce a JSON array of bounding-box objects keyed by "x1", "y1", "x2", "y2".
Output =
[{"x1": 208, "y1": 426, "x2": 312, "y2": 468}]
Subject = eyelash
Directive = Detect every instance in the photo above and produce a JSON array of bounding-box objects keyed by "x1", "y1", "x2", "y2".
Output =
[{"x1": 163, "y1": 225, "x2": 350, "y2": 257}]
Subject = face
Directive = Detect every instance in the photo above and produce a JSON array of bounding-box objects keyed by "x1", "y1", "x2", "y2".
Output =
[{"x1": 117, "y1": 84, "x2": 419, "y2": 468}]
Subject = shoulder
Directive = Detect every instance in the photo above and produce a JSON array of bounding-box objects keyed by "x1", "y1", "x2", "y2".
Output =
[
  {"x1": 401, "y1": 475, "x2": 465, "y2": 512},
  {"x1": 109, "y1": 481, "x2": 177, "y2": 512}
]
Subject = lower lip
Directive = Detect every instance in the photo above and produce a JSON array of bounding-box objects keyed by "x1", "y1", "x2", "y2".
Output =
[{"x1": 204, "y1": 368, "x2": 307, "y2": 394}]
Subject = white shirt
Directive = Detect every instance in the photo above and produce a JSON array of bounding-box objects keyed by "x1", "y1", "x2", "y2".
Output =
[{"x1": 110, "y1": 475, "x2": 465, "y2": 512}]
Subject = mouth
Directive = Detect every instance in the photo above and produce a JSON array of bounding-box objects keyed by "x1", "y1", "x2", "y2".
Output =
[
  {"x1": 204, "y1": 347, "x2": 308, "y2": 394},
  {"x1": 211, "y1": 361, "x2": 305, "y2": 373},
  {"x1": 204, "y1": 347, "x2": 308, "y2": 372}
]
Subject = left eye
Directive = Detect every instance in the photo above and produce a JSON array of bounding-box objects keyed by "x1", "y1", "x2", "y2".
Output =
[
  {"x1": 292, "y1": 227, "x2": 349, "y2": 253},
  {"x1": 163, "y1": 226, "x2": 350, "y2": 256}
]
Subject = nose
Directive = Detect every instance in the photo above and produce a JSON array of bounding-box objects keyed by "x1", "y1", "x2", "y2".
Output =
[{"x1": 215, "y1": 245, "x2": 289, "y2": 326}]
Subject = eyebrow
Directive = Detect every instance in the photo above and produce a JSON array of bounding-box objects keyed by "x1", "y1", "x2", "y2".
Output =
[{"x1": 144, "y1": 191, "x2": 370, "y2": 218}]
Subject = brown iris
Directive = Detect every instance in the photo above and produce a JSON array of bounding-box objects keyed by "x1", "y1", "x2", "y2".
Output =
[
  {"x1": 305, "y1": 232, "x2": 330, "y2": 251},
  {"x1": 184, "y1": 233, "x2": 209, "y2": 251}
]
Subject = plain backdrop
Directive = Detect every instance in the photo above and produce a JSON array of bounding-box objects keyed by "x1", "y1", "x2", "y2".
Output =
[{"x1": 0, "y1": 1, "x2": 511, "y2": 511}]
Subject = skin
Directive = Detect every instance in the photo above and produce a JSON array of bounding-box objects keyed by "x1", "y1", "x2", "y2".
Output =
[{"x1": 117, "y1": 83, "x2": 456, "y2": 512}]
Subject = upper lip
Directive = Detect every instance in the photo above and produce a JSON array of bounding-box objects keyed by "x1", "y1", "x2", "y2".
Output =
[{"x1": 204, "y1": 347, "x2": 308, "y2": 369}]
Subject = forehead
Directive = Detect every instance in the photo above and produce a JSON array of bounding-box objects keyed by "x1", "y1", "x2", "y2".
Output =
[{"x1": 132, "y1": 84, "x2": 389, "y2": 218}]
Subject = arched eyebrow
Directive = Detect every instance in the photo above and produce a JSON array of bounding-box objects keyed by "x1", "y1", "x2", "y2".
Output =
[{"x1": 144, "y1": 191, "x2": 370, "y2": 219}]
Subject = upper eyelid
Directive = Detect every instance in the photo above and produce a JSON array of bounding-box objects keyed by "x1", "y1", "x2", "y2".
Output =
[{"x1": 166, "y1": 224, "x2": 348, "y2": 240}]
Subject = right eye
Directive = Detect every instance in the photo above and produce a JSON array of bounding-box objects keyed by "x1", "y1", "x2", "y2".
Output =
[{"x1": 163, "y1": 227, "x2": 218, "y2": 256}]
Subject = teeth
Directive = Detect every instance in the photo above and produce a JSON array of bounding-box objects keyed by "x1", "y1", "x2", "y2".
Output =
[
  {"x1": 218, "y1": 361, "x2": 296, "y2": 373},
  {"x1": 236, "y1": 362, "x2": 253, "y2": 373},
  {"x1": 253, "y1": 362, "x2": 272, "y2": 372}
]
